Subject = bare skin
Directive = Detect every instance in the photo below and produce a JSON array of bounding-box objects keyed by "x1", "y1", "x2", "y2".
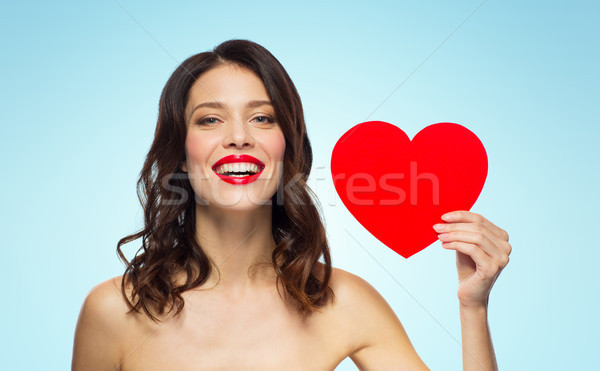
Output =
[
  {"x1": 72, "y1": 262, "x2": 429, "y2": 370},
  {"x1": 72, "y1": 210, "x2": 509, "y2": 371}
]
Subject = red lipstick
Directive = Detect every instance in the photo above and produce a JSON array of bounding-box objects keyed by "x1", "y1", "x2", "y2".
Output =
[{"x1": 212, "y1": 154, "x2": 265, "y2": 185}]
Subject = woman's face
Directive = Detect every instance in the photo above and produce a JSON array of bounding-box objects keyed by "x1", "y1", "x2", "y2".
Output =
[{"x1": 182, "y1": 63, "x2": 286, "y2": 211}]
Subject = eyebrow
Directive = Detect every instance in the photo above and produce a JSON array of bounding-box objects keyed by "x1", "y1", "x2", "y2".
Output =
[{"x1": 188, "y1": 100, "x2": 273, "y2": 121}]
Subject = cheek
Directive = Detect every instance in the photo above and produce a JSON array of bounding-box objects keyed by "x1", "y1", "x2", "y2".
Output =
[
  {"x1": 255, "y1": 129, "x2": 286, "y2": 163},
  {"x1": 185, "y1": 132, "x2": 217, "y2": 170},
  {"x1": 270, "y1": 131, "x2": 286, "y2": 183},
  {"x1": 269, "y1": 130, "x2": 286, "y2": 161}
]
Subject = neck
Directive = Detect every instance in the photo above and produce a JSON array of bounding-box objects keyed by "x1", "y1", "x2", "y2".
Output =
[{"x1": 193, "y1": 203, "x2": 278, "y2": 295}]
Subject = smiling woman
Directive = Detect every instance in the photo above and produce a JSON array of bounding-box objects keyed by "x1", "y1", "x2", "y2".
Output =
[{"x1": 72, "y1": 39, "x2": 508, "y2": 371}]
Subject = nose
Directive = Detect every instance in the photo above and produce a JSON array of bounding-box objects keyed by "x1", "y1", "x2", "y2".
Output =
[{"x1": 222, "y1": 117, "x2": 255, "y2": 149}]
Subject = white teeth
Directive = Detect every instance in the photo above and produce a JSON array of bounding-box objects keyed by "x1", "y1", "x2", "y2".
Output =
[{"x1": 215, "y1": 162, "x2": 262, "y2": 175}]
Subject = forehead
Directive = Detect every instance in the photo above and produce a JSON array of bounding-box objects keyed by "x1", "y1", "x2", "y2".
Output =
[{"x1": 186, "y1": 64, "x2": 270, "y2": 111}]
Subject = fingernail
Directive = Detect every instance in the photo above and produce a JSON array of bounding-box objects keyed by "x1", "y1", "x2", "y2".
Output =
[
  {"x1": 441, "y1": 214, "x2": 452, "y2": 221},
  {"x1": 433, "y1": 224, "x2": 445, "y2": 231},
  {"x1": 438, "y1": 233, "x2": 449, "y2": 240}
]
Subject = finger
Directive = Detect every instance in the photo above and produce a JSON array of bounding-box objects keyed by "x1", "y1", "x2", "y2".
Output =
[
  {"x1": 433, "y1": 221, "x2": 494, "y2": 238},
  {"x1": 438, "y1": 230, "x2": 509, "y2": 269},
  {"x1": 433, "y1": 221, "x2": 511, "y2": 254},
  {"x1": 442, "y1": 241, "x2": 501, "y2": 279},
  {"x1": 441, "y1": 210, "x2": 509, "y2": 242}
]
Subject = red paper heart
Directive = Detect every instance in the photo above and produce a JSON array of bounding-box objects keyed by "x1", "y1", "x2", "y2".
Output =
[{"x1": 331, "y1": 121, "x2": 488, "y2": 258}]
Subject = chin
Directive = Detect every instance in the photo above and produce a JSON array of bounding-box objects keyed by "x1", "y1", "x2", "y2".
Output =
[{"x1": 196, "y1": 190, "x2": 276, "y2": 211}]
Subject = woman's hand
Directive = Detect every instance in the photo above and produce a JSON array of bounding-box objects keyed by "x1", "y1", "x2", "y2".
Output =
[{"x1": 433, "y1": 210, "x2": 511, "y2": 308}]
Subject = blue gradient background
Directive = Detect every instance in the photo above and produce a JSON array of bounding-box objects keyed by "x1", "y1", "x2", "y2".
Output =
[{"x1": 1, "y1": 1, "x2": 598, "y2": 370}]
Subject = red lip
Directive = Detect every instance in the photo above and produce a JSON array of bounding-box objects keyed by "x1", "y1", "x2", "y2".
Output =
[
  {"x1": 212, "y1": 154, "x2": 265, "y2": 168},
  {"x1": 212, "y1": 154, "x2": 265, "y2": 185}
]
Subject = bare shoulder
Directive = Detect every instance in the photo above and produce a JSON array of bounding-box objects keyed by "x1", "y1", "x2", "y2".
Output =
[
  {"x1": 315, "y1": 263, "x2": 429, "y2": 370},
  {"x1": 313, "y1": 262, "x2": 399, "y2": 316},
  {"x1": 72, "y1": 275, "x2": 133, "y2": 370},
  {"x1": 86, "y1": 275, "x2": 133, "y2": 316}
]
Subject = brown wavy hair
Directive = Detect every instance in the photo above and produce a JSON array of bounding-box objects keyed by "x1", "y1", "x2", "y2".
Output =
[{"x1": 116, "y1": 39, "x2": 334, "y2": 323}]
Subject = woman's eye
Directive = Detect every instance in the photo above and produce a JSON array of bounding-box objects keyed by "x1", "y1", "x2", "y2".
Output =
[
  {"x1": 197, "y1": 117, "x2": 220, "y2": 125},
  {"x1": 252, "y1": 115, "x2": 276, "y2": 124}
]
